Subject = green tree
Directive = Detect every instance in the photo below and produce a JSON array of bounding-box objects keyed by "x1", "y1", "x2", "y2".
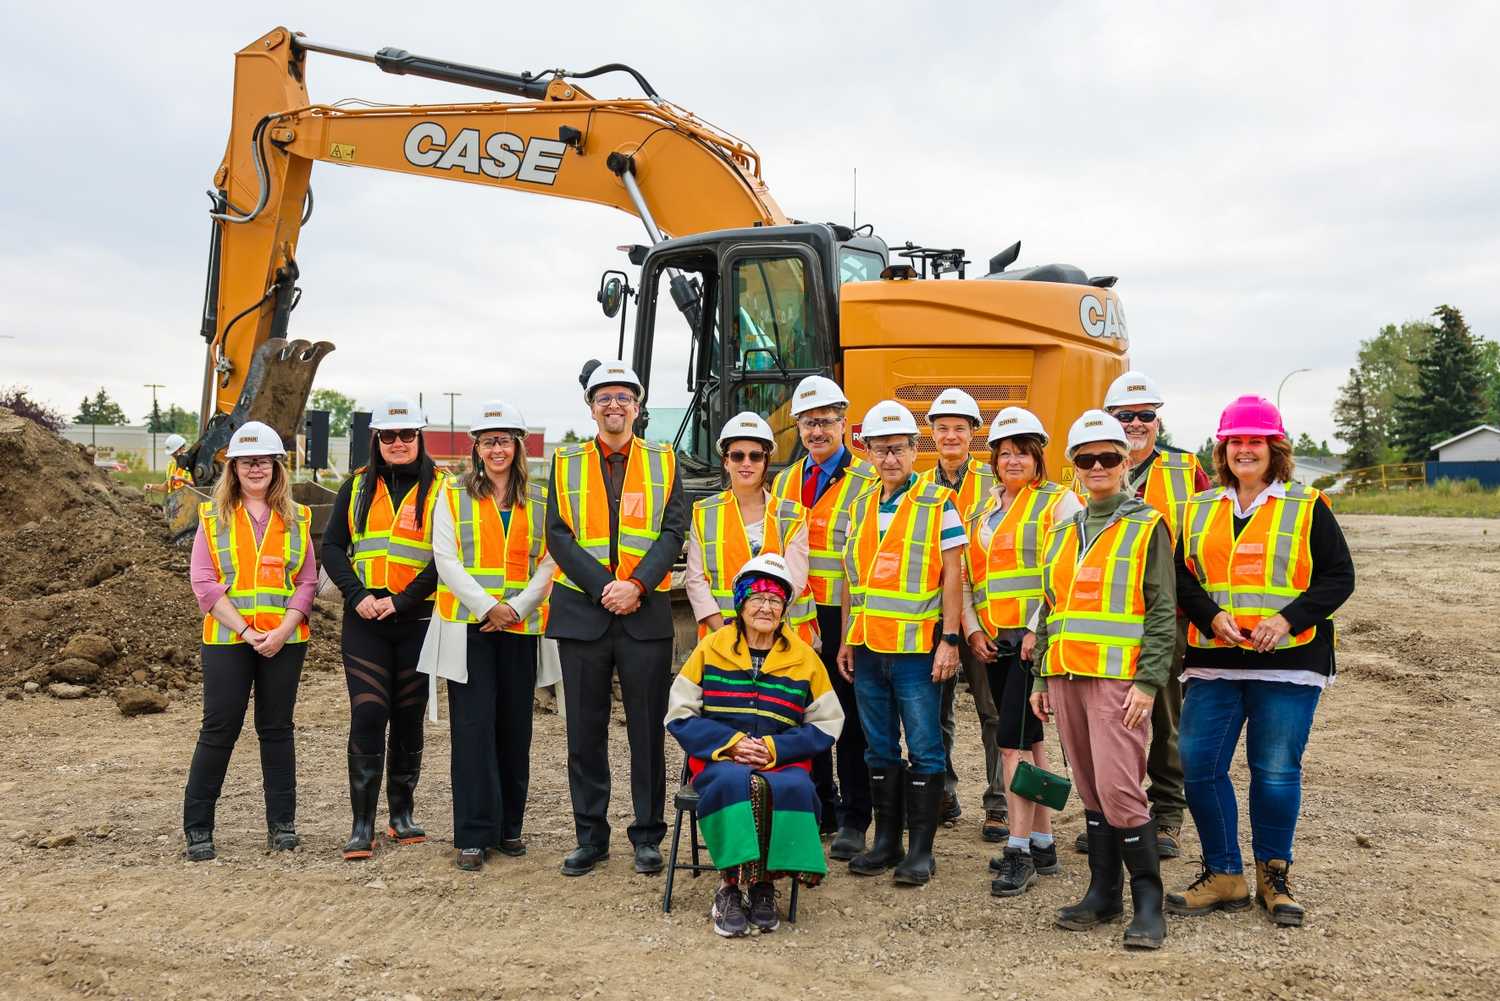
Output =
[
  {"x1": 1, "y1": 385, "x2": 66, "y2": 432},
  {"x1": 162, "y1": 405, "x2": 199, "y2": 435},
  {"x1": 309, "y1": 388, "x2": 357, "y2": 436},
  {"x1": 1194, "y1": 436, "x2": 1216, "y2": 473},
  {"x1": 561, "y1": 428, "x2": 583, "y2": 443},
  {"x1": 1357, "y1": 319, "x2": 1435, "y2": 441},
  {"x1": 1292, "y1": 432, "x2": 1334, "y2": 457},
  {"x1": 75, "y1": 387, "x2": 128, "y2": 425},
  {"x1": 1332, "y1": 367, "x2": 1383, "y2": 470},
  {"x1": 1477, "y1": 339, "x2": 1500, "y2": 424},
  {"x1": 1390, "y1": 305, "x2": 1487, "y2": 459}
]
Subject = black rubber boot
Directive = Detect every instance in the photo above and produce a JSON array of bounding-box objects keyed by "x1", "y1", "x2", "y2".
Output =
[
  {"x1": 342, "y1": 751, "x2": 383, "y2": 861},
  {"x1": 1056, "y1": 811, "x2": 1125, "y2": 931},
  {"x1": 848, "y1": 764, "x2": 905, "y2": 876},
  {"x1": 386, "y1": 750, "x2": 426, "y2": 845},
  {"x1": 1119, "y1": 819, "x2": 1167, "y2": 949},
  {"x1": 893, "y1": 771, "x2": 944, "y2": 886}
]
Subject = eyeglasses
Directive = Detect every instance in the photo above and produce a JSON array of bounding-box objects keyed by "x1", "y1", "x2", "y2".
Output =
[
  {"x1": 726, "y1": 449, "x2": 767, "y2": 464},
  {"x1": 378, "y1": 429, "x2": 418, "y2": 444},
  {"x1": 742, "y1": 593, "x2": 786, "y2": 609},
  {"x1": 1111, "y1": 409, "x2": 1157, "y2": 425},
  {"x1": 797, "y1": 417, "x2": 842, "y2": 431},
  {"x1": 1073, "y1": 451, "x2": 1126, "y2": 471},
  {"x1": 869, "y1": 443, "x2": 912, "y2": 460},
  {"x1": 236, "y1": 456, "x2": 275, "y2": 470},
  {"x1": 592, "y1": 392, "x2": 638, "y2": 407},
  {"x1": 477, "y1": 435, "x2": 516, "y2": 451}
]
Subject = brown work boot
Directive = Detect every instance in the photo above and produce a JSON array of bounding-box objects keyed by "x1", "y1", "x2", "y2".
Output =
[
  {"x1": 1166, "y1": 861, "x2": 1252, "y2": 916},
  {"x1": 1156, "y1": 823, "x2": 1182, "y2": 859},
  {"x1": 1255, "y1": 859, "x2": 1305, "y2": 927}
]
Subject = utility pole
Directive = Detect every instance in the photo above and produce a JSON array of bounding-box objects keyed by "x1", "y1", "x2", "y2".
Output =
[
  {"x1": 444, "y1": 392, "x2": 461, "y2": 461},
  {"x1": 144, "y1": 383, "x2": 165, "y2": 472},
  {"x1": 1276, "y1": 368, "x2": 1311, "y2": 415}
]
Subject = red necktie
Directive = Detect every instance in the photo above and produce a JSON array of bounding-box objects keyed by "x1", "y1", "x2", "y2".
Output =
[{"x1": 802, "y1": 465, "x2": 820, "y2": 508}]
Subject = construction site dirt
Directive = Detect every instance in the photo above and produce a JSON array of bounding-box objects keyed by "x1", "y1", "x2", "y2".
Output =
[{"x1": 1, "y1": 411, "x2": 1496, "y2": 999}]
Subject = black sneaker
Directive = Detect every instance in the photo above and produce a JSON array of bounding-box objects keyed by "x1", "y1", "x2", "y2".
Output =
[
  {"x1": 712, "y1": 883, "x2": 750, "y2": 938},
  {"x1": 990, "y1": 847, "x2": 1038, "y2": 897},
  {"x1": 1031, "y1": 840, "x2": 1060, "y2": 875},
  {"x1": 266, "y1": 823, "x2": 299, "y2": 852},
  {"x1": 184, "y1": 829, "x2": 215, "y2": 862},
  {"x1": 747, "y1": 881, "x2": 780, "y2": 933}
]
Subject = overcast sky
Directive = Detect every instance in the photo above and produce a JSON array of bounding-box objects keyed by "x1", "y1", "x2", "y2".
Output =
[{"x1": 3, "y1": 2, "x2": 1497, "y2": 450}]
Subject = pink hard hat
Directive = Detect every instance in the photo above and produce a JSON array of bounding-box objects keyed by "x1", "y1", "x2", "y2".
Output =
[{"x1": 1216, "y1": 395, "x2": 1286, "y2": 440}]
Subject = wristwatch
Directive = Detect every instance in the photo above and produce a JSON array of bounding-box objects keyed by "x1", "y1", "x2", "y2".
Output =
[{"x1": 941, "y1": 632, "x2": 961, "y2": 646}]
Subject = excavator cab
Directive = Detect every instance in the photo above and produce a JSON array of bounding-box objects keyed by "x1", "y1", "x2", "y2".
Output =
[{"x1": 628, "y1": 223, "x2": 885, "y2": 498}]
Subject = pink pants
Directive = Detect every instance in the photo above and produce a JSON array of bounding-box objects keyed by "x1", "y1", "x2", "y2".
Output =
[{"x1": 1049, "y1": 675, "x2": 1151, "y2": 829}]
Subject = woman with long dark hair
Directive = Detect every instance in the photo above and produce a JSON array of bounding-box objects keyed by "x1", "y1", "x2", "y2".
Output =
[
  {"x1": 320, "y1": 398, "x2": 443, "y2": 861},
  {"x1": 418, "y1": 399, "x2": 554, "y2": 871}
]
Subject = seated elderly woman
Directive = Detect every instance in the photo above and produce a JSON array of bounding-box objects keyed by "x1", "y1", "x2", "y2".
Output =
[{"x1": 666, "y1": 553, "x2": 845, "y2": 938}]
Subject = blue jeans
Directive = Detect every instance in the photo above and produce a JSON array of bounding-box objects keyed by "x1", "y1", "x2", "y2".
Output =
[
  {"x1": 1180, "y1": 678, "x2": 1321, "y2": 874},
  {"x1": 852, "y1": 648, "x2": 945, "y2": 774}
]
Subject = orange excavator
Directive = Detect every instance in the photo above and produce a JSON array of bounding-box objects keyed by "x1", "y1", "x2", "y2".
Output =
[{"x1": 172, "y1": 26, "x2": 1129, "y2": 529}]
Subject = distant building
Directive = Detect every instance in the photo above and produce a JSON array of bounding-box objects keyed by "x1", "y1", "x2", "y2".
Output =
[
  {"x1": 1430, "y1": 425, "x2": 1500, "y2": 463},
  {"x1": 1290, "y1": 454, "x2": 1345, "y2": 488}
]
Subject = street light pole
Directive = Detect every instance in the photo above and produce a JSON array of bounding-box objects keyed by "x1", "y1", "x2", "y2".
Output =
[
  {"x1": 144, "y1": 383, "x2": 165, "y2": 472},
  {"x1": 1276, "y1": 368, "x2": 1311, "y2": 415},
  {"x1": 444, "y1": 392, "x2": 461, "y2": 461}
]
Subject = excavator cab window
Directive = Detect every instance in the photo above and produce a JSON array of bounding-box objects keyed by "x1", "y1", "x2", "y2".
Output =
[{"x1": 839, "y1": 247, "x2": 885, "y2": 284}]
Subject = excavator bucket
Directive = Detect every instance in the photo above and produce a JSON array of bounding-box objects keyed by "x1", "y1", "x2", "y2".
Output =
[{"x1": 164, "y1": 337, "x2": 334, "y2": 543}]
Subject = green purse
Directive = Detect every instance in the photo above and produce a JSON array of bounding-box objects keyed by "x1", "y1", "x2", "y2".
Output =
[{"x1": 1005, "y1": 645, "x2": 1072, "y2": 811}]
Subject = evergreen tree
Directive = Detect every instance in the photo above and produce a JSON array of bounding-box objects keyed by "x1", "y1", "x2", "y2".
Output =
[
  {"x1": 74, "y1": 387, "x2": 128, "y2": 425},
  {"x1": 1194, "y1": 436, "x2": 1216, "y2": 473},
  {"x1": 1357, "y1": 319, "x2": 1435, "y2": 441},
  {"x1": 1333, "y1": 367, "x2": 1383, "y2": 470},
  {"x1": 1389, "y1": 305, "x2": 1486, "y2": 459}
]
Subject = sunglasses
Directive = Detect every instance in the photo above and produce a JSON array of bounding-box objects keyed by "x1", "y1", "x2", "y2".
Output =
[
  {"x1": 1111, "y1": 409, "x2": 1157, "y2": 425},
  {"x1": 477, "y1": 435, "x2": 516, "y2": 451},
  {"x1": 378, "y1": 429, "x2": 418, "y2": 444},
  {"x1": 727, "y1": 449, "x2": 767, "y2": 464},
  {"x1": 1073, "y1": 451, "x2": 1126, "y2": 471}
]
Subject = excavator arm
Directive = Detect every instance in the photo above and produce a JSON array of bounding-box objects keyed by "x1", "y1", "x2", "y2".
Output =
[{"x1": 185, "y1": 26, "x2": 786, "y2": 487}]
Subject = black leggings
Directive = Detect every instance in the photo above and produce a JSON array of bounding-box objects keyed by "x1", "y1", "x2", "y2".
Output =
[
  {"x1": 342, "y1": 612, "x2": 429, "y2": 757},
  {"x1": 183, "y1": 642, "x2": 305, "y2": 831}
]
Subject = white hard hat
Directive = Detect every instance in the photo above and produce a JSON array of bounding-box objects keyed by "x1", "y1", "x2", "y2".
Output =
[
  {"x1": 225, "y1": 421, "x2": 285, "y2": 459},
  {"x1": 1103, "y1": 370, "x2": 1165, "y2": 409},
  {"x1": 1065, "y1": 409, "x2": 1129, "y2": 460},
  {"x1": 926, "y1": 388, "x2": 982, "y2": 426},
  {"x1": 584, "y1": 360, "x2": 644, "y2": 399},
  {"x1": 733, "y1": 552, "x2": 796, "y2": 597},
  {"x1": 861, "y1": 400, "x2": 919, "y2": 440},
  {"x1": 789, "y1": 375, "x2": 849, "y2": 417},
  {"x1": 986, "y1": 406, "x2": 1050, "y2": 447},
  {"x1": 370, "y1": 397, "x2": 427, "y2": 430},
  {"x1": 162, "y1": 433, "x2": 187, "y2": 454},
  {"x1": 717, "y1": 411, "x2": 775, "y2": 455},
  {"x1": 470, "y1": 399, "x2": 528, "y2": 435}
]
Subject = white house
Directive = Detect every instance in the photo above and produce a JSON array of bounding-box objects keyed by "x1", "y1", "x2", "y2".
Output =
[
  {"x1": 1430, "y1": 425, "x2": 1500, "y2": 462},
  {"x1": 1290, "y1": 454, "x2": 1344, "y2": 488}
]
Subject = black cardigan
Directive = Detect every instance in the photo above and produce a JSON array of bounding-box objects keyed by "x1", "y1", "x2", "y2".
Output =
[{"x1": 1175, "y1": 496, "x2": 1355, "y2": 675}]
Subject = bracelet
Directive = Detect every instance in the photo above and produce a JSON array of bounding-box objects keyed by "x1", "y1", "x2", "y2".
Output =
[{"x1": 238, "y1": 623, "x2": 251, "y2": 638}]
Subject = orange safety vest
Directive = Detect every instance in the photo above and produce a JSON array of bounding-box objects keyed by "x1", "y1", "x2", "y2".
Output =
[
  {"x1": 1181, "y1": 483, "x2": 1321, "y2": 651},
  {"x1": 1039, "y1": 504, "x2": 1161, "y2": 679},
  {"x1": 347, "y1": 468, "x2": 443, "y2": 595},
  {"x1": 917, "y1": 458, "x2": 995, "y2": 522},
  {"x1": 843, "y1": 478, "x2": 953, "y2": 654},
  {"x1": 166, "y1": 458, "x2": 192, "y2": 493},
  {"x1": 965, "y1": 480, "x2": 1070, "y2": 636},
  {"x1": 435, "y1": 480, "x2": 550, "y2": 634},
  {"x1": 691, "y1": 489, "x2": 817, "y2": 643},
  {"x1": 199, "y1": 500, "x2": 311, "y2": 645},
  {"x1": 771, "y1": 452, "x2": 878, "y2": 607},
  {"x1": 1141, "y1": 449, "x2": 1202, "y2": 543},
  {"x1": 551, "y1": 438, "x2": 676, "y2": 593}
]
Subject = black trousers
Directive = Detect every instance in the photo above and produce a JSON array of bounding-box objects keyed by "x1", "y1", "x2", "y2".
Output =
[
  {"x1": 183, "y1": 642, "x2": 305, "y2": 831},
  {"x1": 342, "y1": 612, "x2": 428, "y2": 757},
  {"x1": 810, "y1": 602, "x2": 872, "y2": 831},
  {"x1": 557, "y1": 618, "x2": 671, "y2": 849},
  {"x1": 448, "y1": 628, "x2": 538, "y2": 850}
]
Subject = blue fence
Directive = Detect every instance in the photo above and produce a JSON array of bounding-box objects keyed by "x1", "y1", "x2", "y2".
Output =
[{"x1": 1426, "y1": 461, "x2": 1500, "y2": 488}]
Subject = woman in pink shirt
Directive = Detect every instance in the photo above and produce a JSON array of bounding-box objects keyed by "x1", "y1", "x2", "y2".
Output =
[{"x1": 182, "y1": 422, "x2": 318, "y2": 862}]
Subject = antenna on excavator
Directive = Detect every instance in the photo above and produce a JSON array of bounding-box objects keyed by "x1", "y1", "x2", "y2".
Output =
[{"x1": 852, "y1": 167, "x2": 858, "y2": 229}]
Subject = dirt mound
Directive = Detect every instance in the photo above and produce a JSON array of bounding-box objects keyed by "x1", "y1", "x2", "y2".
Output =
[{"x1": 0, "y1": 409, "x2": 341, "y2": 699}]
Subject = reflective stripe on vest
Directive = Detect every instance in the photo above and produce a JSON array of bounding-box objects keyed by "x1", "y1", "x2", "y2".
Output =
[
  {"x1": 551, "y1": 438, "x2": 676, "y2": 593},
  {"x1": 917, "y1": 458, "x2": 994, "y2": 522},
  {"x1": 436, "y1": 480, "x2": 549, "y2": 633},
  {"x1": 199, "y1": 500, "x2": 311, "y2": 646},
  {"x1": 965, "y1": 480, "x2": 1069, "y2": 635},
  {"x1": 166, "y1": 459, "x2": 192, "y2": 492},
  {"x1": 1039, "y1": 506, "x2": 1161, "y2": 679},
  {"x1": 1182, "y1": 483, "x2": 1320, "y2": 651},
  {"x1": 1143, "y1": 450, "x2": 1201, "y2": 543},
  {"x1": 691, "y1": 490, "x2": 817, "y2": 644},
  {"x1": 843, "y1": 480, "x2": 952, "y2": 654},
  {"x1": 347, "y1": 469, "x2": 442, "y2": 594},
  {"x1": 771, "y1": 454, "x2": 878, "y2": 607}
]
